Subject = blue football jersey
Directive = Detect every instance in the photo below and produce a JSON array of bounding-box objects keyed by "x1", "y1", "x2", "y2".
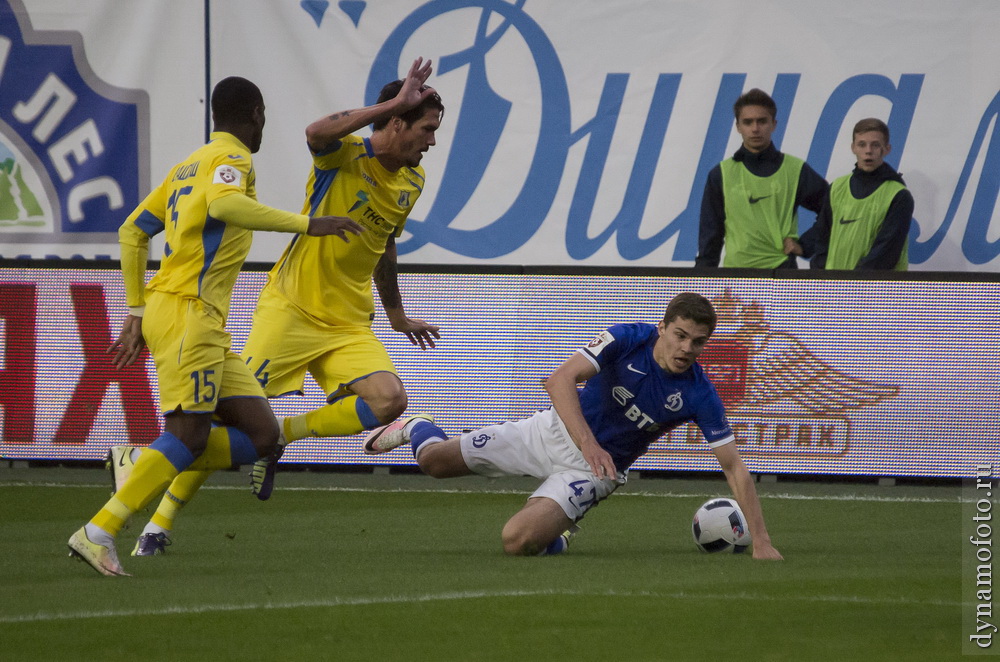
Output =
[{"x1": 577, "y1": 322, "x2": 734, "y2": 471}]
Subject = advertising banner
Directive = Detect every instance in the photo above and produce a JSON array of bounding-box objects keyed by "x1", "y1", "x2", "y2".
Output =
[{"x1": 1, "y1": 264, "x2": 996, "y2": 479}]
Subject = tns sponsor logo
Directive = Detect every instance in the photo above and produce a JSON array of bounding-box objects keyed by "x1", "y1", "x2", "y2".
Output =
[{"x1": 0, "y1": 0, "x2": 148, "y2": 245}]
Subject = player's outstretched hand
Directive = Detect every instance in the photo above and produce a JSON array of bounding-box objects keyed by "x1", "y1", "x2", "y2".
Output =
[
  {"x1": 390, "y1": 316, "x2": 441, "y2": 350},
  {"x1": 398, "y1": 57, "x2": 437, "y2": 111},
  {"x1": 752, "y1": 541, "x2": 784, "y2": 561},
  {"x1": 107, "y1": 314, "x2": 145, "y2": 369},
  {"x1": 308, "y1": 216, "x2": 364, "y2": 240}
]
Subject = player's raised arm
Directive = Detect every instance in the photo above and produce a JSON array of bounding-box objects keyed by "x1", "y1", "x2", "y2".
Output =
[
  {"x1": 305, "y1": 57, "x2": 436, "y2": 153},
  {"x1": 712, "y1": 441, "x2": 783, "y2": 560}
]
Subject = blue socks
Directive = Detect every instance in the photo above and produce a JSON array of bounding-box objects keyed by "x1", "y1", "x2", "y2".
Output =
[{"x1": 408, "y1": 419, "x2": 447, "y2": 457}]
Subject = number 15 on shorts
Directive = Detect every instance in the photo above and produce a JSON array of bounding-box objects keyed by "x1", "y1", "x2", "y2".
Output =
[{"x1": 190, "y1": 370, "x2": 217, "y2": 404}]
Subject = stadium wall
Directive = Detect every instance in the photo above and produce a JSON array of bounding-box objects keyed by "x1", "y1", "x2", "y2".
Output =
[{"x1": 1, "y1": 0, "x2": 999, "y2": 271}]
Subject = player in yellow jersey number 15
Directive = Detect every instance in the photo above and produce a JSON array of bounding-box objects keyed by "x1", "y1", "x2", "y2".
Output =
[{"x1": 68, "y1": 76, "x2": 362, "y2": 576}]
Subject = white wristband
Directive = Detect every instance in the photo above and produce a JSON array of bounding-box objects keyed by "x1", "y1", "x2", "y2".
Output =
[{"x1": 128, "y1": 306, "x2": 145, "y2": 318}]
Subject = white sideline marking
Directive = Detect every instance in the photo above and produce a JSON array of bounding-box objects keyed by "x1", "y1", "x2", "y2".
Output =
[
  {"x1": 0, "y1": 480, "x2": 965, "y2": 503},
  {"x1": 0, "y1": 588, "x2": 962, "y2": 624}
]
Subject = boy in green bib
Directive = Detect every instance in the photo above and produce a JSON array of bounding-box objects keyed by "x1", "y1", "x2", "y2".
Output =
[
  {"x1": 810, "y1": 118, "x2": 914, "y2": 270},
  {"x1": 696, "y1": 88, "x2": 828, "y2": 269}
]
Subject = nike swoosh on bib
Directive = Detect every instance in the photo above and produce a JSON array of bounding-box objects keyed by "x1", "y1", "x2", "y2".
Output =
[
  {"x1": 748, "y1": 195, "x2": 771, "y2": 204},
  {"x1": 839, "y1": 218, "x2": 859, "y2": 225}
]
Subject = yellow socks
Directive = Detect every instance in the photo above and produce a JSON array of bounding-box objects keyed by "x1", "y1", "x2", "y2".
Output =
[
  {"x1": 91, "y1": 433, "x2": 193, "y2": 536},
  {"x1": 289, "y1": 396, "x2": 369, "y2": 440},
  {"x1": 149, "y1": 469, "x2": 213, "y2": 532}
]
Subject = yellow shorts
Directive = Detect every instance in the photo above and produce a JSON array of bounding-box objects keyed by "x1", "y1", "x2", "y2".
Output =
[
  {"x1": 241, "y1": 286, "x2": 397, "y2": 402},
  {"x1": 144, "y1": 291, "x2": 266, "y2": 413}
]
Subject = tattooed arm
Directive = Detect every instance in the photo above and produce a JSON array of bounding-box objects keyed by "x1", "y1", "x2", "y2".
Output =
[
  {"x1": 306, "y1": 57, "x2": 436, "y2": 153},
  {"x1": 374, "y1": 235, "x2": 441, "y2": 350}
]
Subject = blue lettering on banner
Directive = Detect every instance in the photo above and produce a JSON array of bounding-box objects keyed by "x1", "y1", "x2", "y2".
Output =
[
  {"x1": 913, "y1": 89, "x2": 1000, "y2": 265},
  {"x1": 370, "y1": 0, "x2": 569, "y2": 259},
  {"x1": 0, "y1": 0, "x2": 147, "y2": 238},
  {"x1": 359, "y1": 0, "x2": 998, "y2": 265}
]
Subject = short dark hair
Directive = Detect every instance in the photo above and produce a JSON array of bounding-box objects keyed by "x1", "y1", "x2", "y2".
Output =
[
  {"x1": 663, "y1": 292, "x2": 717, "y2": 333},
  {"x1": 211, "y1": 77, "x2": 263, "y2": 125},
  {"x1": 372, "y1": 80, "x2": 444, "y2": 130},
  {"x1": 852, "y1": 117, "x2": 890, "y2": 143},
  {"x1": 733, "y1": 88, "x2": 777, "y2": 121}
]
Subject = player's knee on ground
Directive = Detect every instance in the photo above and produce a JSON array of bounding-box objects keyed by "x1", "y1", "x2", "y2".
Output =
[{"x1": 500, "y1": 521, "x2": 545, "y2": 556}]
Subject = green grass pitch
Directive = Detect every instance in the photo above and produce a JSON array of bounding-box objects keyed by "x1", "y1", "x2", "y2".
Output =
[{"x1": 0, "y1": 465, "x2": 961, "y2": 661}]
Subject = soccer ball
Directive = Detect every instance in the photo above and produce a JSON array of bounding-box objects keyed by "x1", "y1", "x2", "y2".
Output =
[{"x1": 691, "y1": 498, "x2": 752, "y2": 553}]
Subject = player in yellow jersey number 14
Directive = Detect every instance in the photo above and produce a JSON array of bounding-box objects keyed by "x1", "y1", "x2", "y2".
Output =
[{"x1": 100, "y1": 58, "x2": 445, "y2": 562}]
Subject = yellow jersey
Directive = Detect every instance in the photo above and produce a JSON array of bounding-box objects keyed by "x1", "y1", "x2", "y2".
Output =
[
  {"x1": 266, "y1": 135, "x2": 426, "y2": 327},
  {"x1": 119, "y1": 131, "x2": 260, "y2": 320}
]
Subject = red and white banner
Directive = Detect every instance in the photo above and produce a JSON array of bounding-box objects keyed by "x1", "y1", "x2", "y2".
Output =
[{"x1": 1, "y1": 264, "x2": 997, "y2": 479}]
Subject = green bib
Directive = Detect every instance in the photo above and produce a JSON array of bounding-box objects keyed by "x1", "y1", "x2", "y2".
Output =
[
  {"x1": 826, "y1": 175, "x2": 907, "y2": 270},
  {"x1": 720, "y1": 155, "x2": 804, "y2": 268}
]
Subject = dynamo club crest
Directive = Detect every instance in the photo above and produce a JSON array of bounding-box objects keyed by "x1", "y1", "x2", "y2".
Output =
[{"x1": 0, "y1": 0, "x2": 147, "y2": 245}]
